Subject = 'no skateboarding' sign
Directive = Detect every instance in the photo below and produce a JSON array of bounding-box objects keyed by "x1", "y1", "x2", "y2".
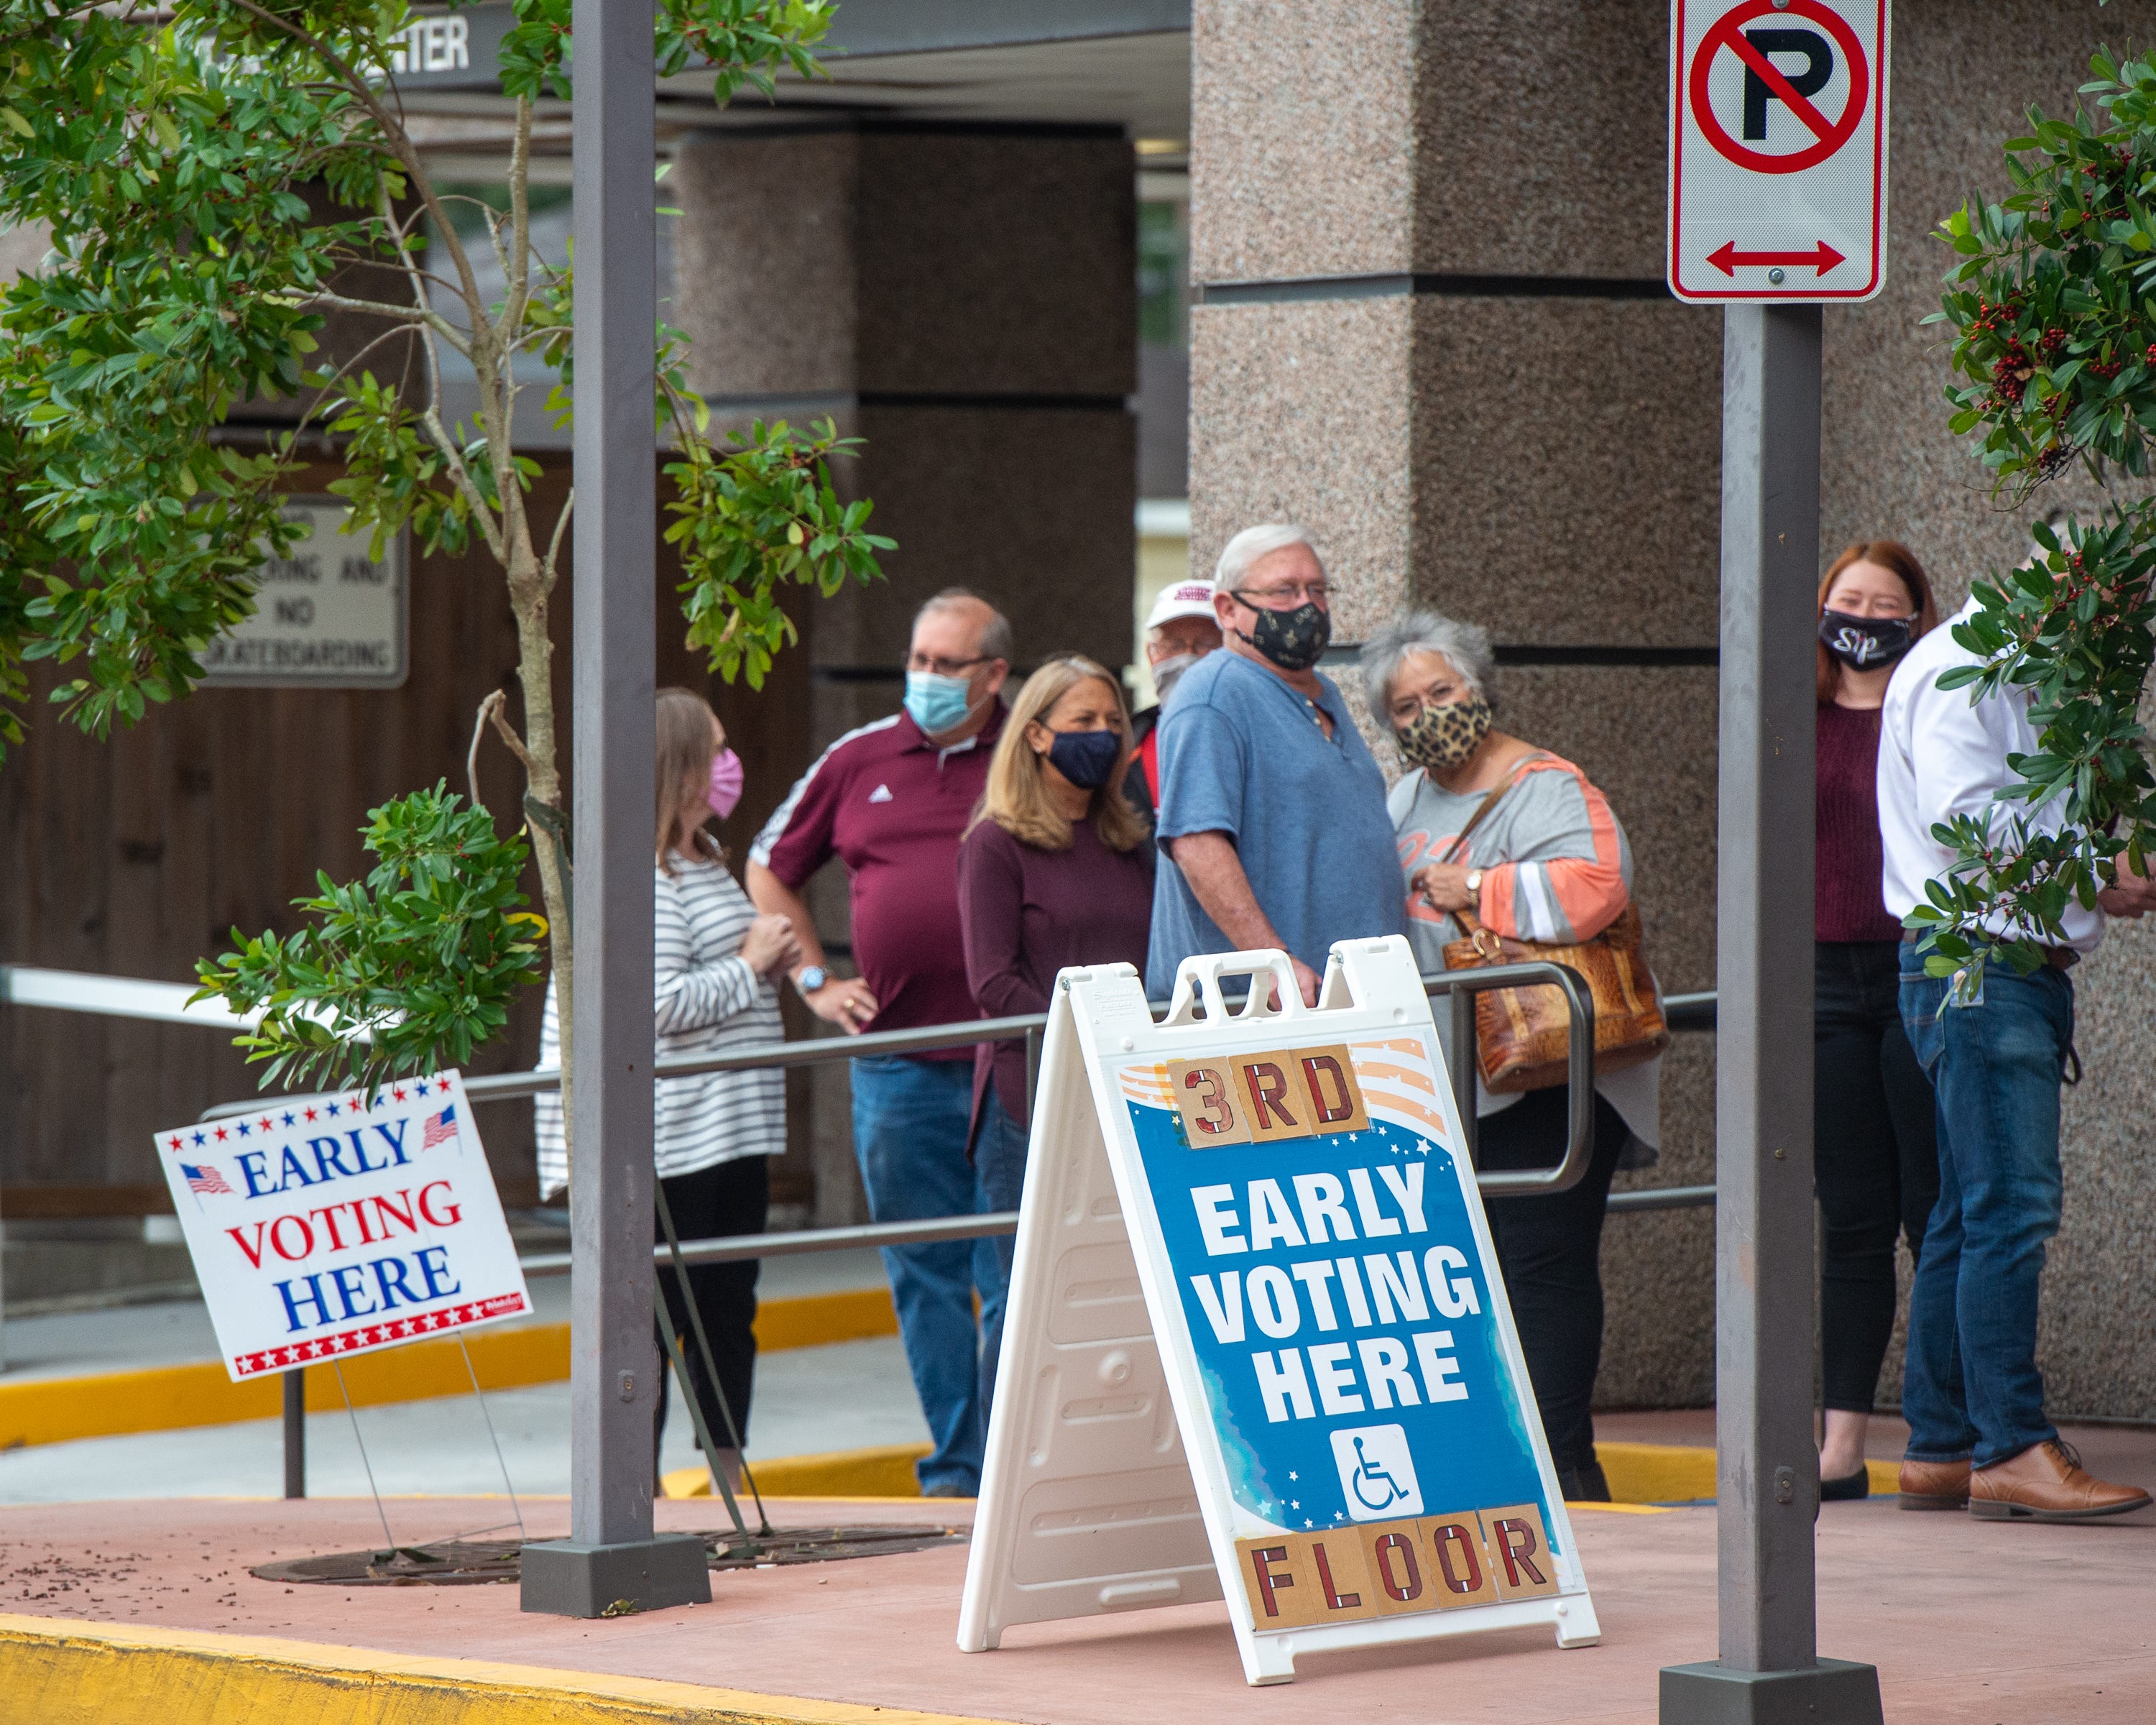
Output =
[{"x1": 1668, "y1": 0, "x2": 1889, "y2": 301}]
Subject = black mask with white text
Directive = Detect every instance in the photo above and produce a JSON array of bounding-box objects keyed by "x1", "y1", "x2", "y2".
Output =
[{"x1": 1818, "y1": 610, "x2": 1917, "y2": 668}]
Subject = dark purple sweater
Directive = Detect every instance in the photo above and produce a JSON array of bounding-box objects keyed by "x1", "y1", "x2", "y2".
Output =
[
  {"x1": 1817, "y1": 702, "x2": 1902, "y2": 942},
  {"x1": 957, "y1": 816, "x2": 1153, "y2": 1128}
]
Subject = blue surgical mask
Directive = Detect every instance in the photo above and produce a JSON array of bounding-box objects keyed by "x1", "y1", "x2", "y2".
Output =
[
  {"x1": 904, "y1": 670, "x2": 977, "y2": 736},
  {"x1": 1045, "y1": 728, "x2": 1121, "y2": 791}
]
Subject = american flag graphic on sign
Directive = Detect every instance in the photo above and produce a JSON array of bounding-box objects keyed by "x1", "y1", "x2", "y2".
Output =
[
  {"x1": 181, "y1": 1163, "x2": 234, "y2": 1195},
  {"x1": 421, "y1": 1105, "x2": 458, "y2": 1149}
]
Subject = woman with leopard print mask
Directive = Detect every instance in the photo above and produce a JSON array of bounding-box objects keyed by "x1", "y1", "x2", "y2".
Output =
[{"x1": 1363, "y1": 611, "x2": 1662, "y2": 1504}]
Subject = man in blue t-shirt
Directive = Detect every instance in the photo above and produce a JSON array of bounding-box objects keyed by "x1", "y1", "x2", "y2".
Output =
[{"x1": 1148, "y1": 523, "x2": 1405, "y2": 1003}]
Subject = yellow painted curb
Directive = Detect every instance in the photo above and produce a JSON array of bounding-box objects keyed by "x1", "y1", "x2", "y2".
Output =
[
  {"x1": 665, "y1": 1442, "x2": 934, "y2": 1501},
  {"x1": 0, "y1": 1612, "x2": 1017, "y2": 1725},
  {"x1": 0, "y1": 1288, "x2": 895, "y2": 1453},
  {"x1": 1597, "y1": 1441, "x2": 1715, "y2": 1504},
  {"x1": 1566, "y1": 1500, "x2": 1672, "y2": 1515},
  {"x1": 1595, "y1": 1442, "x2": 1898, "y2": 1503}
]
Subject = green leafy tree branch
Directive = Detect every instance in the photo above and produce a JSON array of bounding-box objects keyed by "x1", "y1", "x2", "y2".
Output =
[
  {"x1": 1910, "y1": 33, "x2": 2156, "y2": 976},
  {"x1": 0, "y1": 0, "x2": 891, "y2": 1103}
]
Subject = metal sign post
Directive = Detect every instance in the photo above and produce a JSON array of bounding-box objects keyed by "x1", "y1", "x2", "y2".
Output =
[
  {"x1": 520, "y1": 0, "x2": 709, "y2": 1618},
  {"x1": 1661, "y1": 4, "x2": 1886, "y2": 1719}
]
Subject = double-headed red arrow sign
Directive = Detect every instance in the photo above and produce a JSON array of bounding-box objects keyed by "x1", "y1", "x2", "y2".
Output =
[{"x1": 1705, "y1": 239, "x2": 1846, "y2": 276}]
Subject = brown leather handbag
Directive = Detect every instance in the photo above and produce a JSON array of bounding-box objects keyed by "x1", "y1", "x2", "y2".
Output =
[{"x1": 1431, "y1": 760, "x2": 1671, "y2": 1095}]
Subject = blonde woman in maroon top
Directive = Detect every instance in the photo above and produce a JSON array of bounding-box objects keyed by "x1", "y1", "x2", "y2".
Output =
[
  {"x1": 1814, "y1": 540, "x2": 1940, "y2": 1500},
  {"x1": 957, "y1": 655, "x2": 1154, "y2": 1421}
]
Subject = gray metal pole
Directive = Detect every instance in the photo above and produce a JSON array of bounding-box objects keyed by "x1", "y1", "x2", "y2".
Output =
[
  {"x1": 1660, "y1": 307, "x2": 1877, "y2": 1721},
  {"x1": 520, "y1": 0, "x2": 707, "y2": 1619},
  {"x1": 282, "y1": 1368, "x2": 305, "y2": 1499}
]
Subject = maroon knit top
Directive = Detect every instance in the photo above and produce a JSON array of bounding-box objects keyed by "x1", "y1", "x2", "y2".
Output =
[{"x1": 1817, "y1": 701, "x2": 1902, "y2": 942}]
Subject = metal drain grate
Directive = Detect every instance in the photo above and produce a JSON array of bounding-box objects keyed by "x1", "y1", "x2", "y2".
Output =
[{"x1": 251, "y1": 1524, "x2": 968, "y2": 1587}]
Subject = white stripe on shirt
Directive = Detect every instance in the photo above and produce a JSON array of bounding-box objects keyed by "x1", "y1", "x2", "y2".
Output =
[
  {"x1": 534, "y1": 857, "x2": 784, "y2": 1195},
  {"x1": 747, "y1": 714, "x2": 903, "y2": 868},
  {"x1": 1515, "y1": 860, "x2": 1559, "y2": 942}
]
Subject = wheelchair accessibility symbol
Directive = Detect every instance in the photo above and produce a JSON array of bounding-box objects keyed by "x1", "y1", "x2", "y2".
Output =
[{"x1": 1330, "y1": 1424, "x2": 1425, "y2": 1522}]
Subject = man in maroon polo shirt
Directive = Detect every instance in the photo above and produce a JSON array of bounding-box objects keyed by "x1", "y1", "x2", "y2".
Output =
[{"x1": 747, "y1": 589, "x2": 1012, "y2": 1495}]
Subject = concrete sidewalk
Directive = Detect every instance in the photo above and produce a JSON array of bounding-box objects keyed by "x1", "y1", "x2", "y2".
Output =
[
  {"x1": 1, "y1": 1489, "x2": 2150, "y2": 1724},
  {"x1": 0, "y1": 1248, "x2": 929, "y2": 1504}
]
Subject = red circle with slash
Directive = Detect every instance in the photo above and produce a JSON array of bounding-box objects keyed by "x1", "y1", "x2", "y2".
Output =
[{"x1": 1690, "y1": 0, "x2": 1869, "y2": 175}]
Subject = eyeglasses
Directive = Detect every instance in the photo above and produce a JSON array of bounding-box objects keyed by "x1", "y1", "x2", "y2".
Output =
[
  {"x1": 906, "y1": 652, "x2": 993, "y2": 677},
  {"x1": 1231, "y1": 581, "x2": 1330, "y2": 609}
]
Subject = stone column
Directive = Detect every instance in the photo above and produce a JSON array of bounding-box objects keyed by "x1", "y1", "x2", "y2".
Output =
[
  {"x1": 671, "y1": 122, "x2": 1138, "y2": 1223},
  {"x1": 1191, "y1": 0, "x2": 1723, "y2": 1407},
  {"x1": 1193, "y1": 0, "x2": 2156, "y2": 1422}
]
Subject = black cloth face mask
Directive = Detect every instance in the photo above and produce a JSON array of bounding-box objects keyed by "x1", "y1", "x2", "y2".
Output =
[
  {"x1": 1230, "y1": 597, "x2": 1332, "y2": 673},
  {"x1": 1818, "y1": 609, "x2": 1916, "y2": 668},
  {"x1": 1045, "y1": 727, "x2": 1121, "y2": 791}
]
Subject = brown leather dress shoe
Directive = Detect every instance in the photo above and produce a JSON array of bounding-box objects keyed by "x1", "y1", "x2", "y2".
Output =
[
  {"x1": 1898, "y1": 1457, "x2": 1971, "y2": 1511},
  {"x1": 1969, "y1": 1440, "x2": 2153, "y2": 1522}
]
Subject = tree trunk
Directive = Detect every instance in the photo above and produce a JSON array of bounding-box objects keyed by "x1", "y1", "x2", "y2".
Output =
[{"x1": 507, "y1": 541, "x2": 573, "y2": 1169}]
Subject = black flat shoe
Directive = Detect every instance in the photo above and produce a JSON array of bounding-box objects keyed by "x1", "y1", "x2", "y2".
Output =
[{"x1": 1820, "y1": 1468, "x2": 1871, "y2": 1501}]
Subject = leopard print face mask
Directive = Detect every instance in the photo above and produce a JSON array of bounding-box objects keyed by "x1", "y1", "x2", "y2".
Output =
[{"x1": 1396, "y1": 694, "x2": 1492, "y2": 773}]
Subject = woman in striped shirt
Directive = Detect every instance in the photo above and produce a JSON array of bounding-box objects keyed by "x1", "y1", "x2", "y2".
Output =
[
  {"x1": 535, "y1": 687, "x2": 798, "y2": 1490},
  {"x1": 1365, "y1": 612, "x2": 1661, "y2": 1504}
]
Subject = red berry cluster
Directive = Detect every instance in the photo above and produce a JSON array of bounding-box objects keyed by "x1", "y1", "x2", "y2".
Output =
[{"x1": 1991, "y1": 338, "x2": 2036, "y2": 405}]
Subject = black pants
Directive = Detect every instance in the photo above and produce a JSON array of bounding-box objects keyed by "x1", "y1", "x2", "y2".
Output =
[
  {"x1": 1814, "y1": 941, "x2": 1938, "y2": 1414},
  {"x1": 654, "y1": 1155, "x2": 768, "y2": 1466},
  {"x1": 1477, "y1": 1085, "x2": 1628, "y2": 1488}
]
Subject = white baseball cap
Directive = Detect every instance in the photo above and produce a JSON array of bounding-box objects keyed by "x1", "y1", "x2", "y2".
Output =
[{"x1": 1144, "y1": 580, "x2": 1219, "y2": 630}]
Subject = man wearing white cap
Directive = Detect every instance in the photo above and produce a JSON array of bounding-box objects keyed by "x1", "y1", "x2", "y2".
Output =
[{"x1": 1126, "y1": 579, "x2": 1223, "y2": 823}]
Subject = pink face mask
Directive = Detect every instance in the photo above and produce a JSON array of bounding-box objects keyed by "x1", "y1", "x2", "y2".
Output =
[{"x1": 707, "y1": 748, "x2": 745, "y2": 820}]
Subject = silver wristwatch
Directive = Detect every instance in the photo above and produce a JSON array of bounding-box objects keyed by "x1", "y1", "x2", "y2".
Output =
[{"x1": 793, "y1": 965, "x2": 829, "y2": 996}]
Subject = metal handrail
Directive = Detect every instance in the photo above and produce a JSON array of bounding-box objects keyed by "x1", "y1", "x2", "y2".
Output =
[
  {"x1": 198, "y1": 962, "x2": 1604, "y2": 1195},
  {"x1": 198, "y1": 949, "x2": 1621, "y2": 1208}
]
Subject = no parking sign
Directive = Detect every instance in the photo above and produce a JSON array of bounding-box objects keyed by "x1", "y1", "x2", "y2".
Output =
[{"x1": 1668, "y1": 0, "x2": 1889, "y2": 300}]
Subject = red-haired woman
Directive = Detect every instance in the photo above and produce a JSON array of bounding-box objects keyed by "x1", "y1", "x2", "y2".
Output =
[{"x1": 1814, "y1": 540, "x2": 1940, "y2": 1500}]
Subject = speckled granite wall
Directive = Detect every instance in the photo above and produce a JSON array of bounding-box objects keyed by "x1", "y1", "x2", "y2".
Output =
[{"x1": 1192, "y1": 0, "x2": 2156, "y2": 1418}]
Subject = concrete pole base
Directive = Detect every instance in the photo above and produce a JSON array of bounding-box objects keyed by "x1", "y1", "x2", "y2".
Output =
[
  {"x1": 519, "y1": 1533, "x2": 711, "y2": 1619},
  {"x1": 1659, "y1": 1657, "x2": 1883, "y2": 1724}
]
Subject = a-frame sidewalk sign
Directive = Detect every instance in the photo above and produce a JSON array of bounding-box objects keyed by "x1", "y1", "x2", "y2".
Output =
[{"x1": 958, "y1": 938, "x2": 1598, "y2": 1685}]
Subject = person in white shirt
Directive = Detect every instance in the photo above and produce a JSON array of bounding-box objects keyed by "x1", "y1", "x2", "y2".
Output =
[{"x1": 1879, "y1": 581, "x2": 2156, "y2": 1522}]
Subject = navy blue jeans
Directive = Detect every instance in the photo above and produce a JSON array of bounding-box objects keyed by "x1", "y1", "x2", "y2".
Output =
[
  {"x1": 850, "y1": 1055, "x2": 1006, "y2": 1494},
  {"x1": 974, "y1": 1087, "x2": 1030, "y2": 1430},
  {"x1": 1898, "y1": 949, "x2": 2071, "y2": 1468}
]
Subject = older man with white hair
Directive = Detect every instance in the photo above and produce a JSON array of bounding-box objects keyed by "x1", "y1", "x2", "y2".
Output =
[{"x1": 1147, "y1": 523, "x2": 1404, "y2": 1003}]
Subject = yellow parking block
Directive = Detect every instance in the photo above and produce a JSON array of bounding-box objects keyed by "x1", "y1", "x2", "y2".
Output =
[
  {"x1": 0, "y1": 1287, "x2": 897, "y2": 1451},
  {"x1": 1596, "y1": 1442, "x2": 1897, "y2": 1502},
  {"x1": 663, "y1": 1440, "x2": 935, "y2": 1501}
]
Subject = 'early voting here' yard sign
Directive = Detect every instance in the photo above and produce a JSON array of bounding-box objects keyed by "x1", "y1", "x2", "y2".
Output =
[
  {"x1": 959, "y1": 939, "x2": 1595, "y2": 1685},
  {"x1": 153, "y1": 1070, "x2": 530, "y2": 1380}
]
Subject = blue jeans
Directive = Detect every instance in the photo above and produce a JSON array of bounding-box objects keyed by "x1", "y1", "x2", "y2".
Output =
[
  {"x1": 850, "y1": 1055, "x2": 1005, "y2": 1494},
  {"x1": 1898, "y1": 949, "x2": 2071, "y2": 1468},
  {"x1": 974, "y1": 1089, "x2": 1031, "y2": 1428}
]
